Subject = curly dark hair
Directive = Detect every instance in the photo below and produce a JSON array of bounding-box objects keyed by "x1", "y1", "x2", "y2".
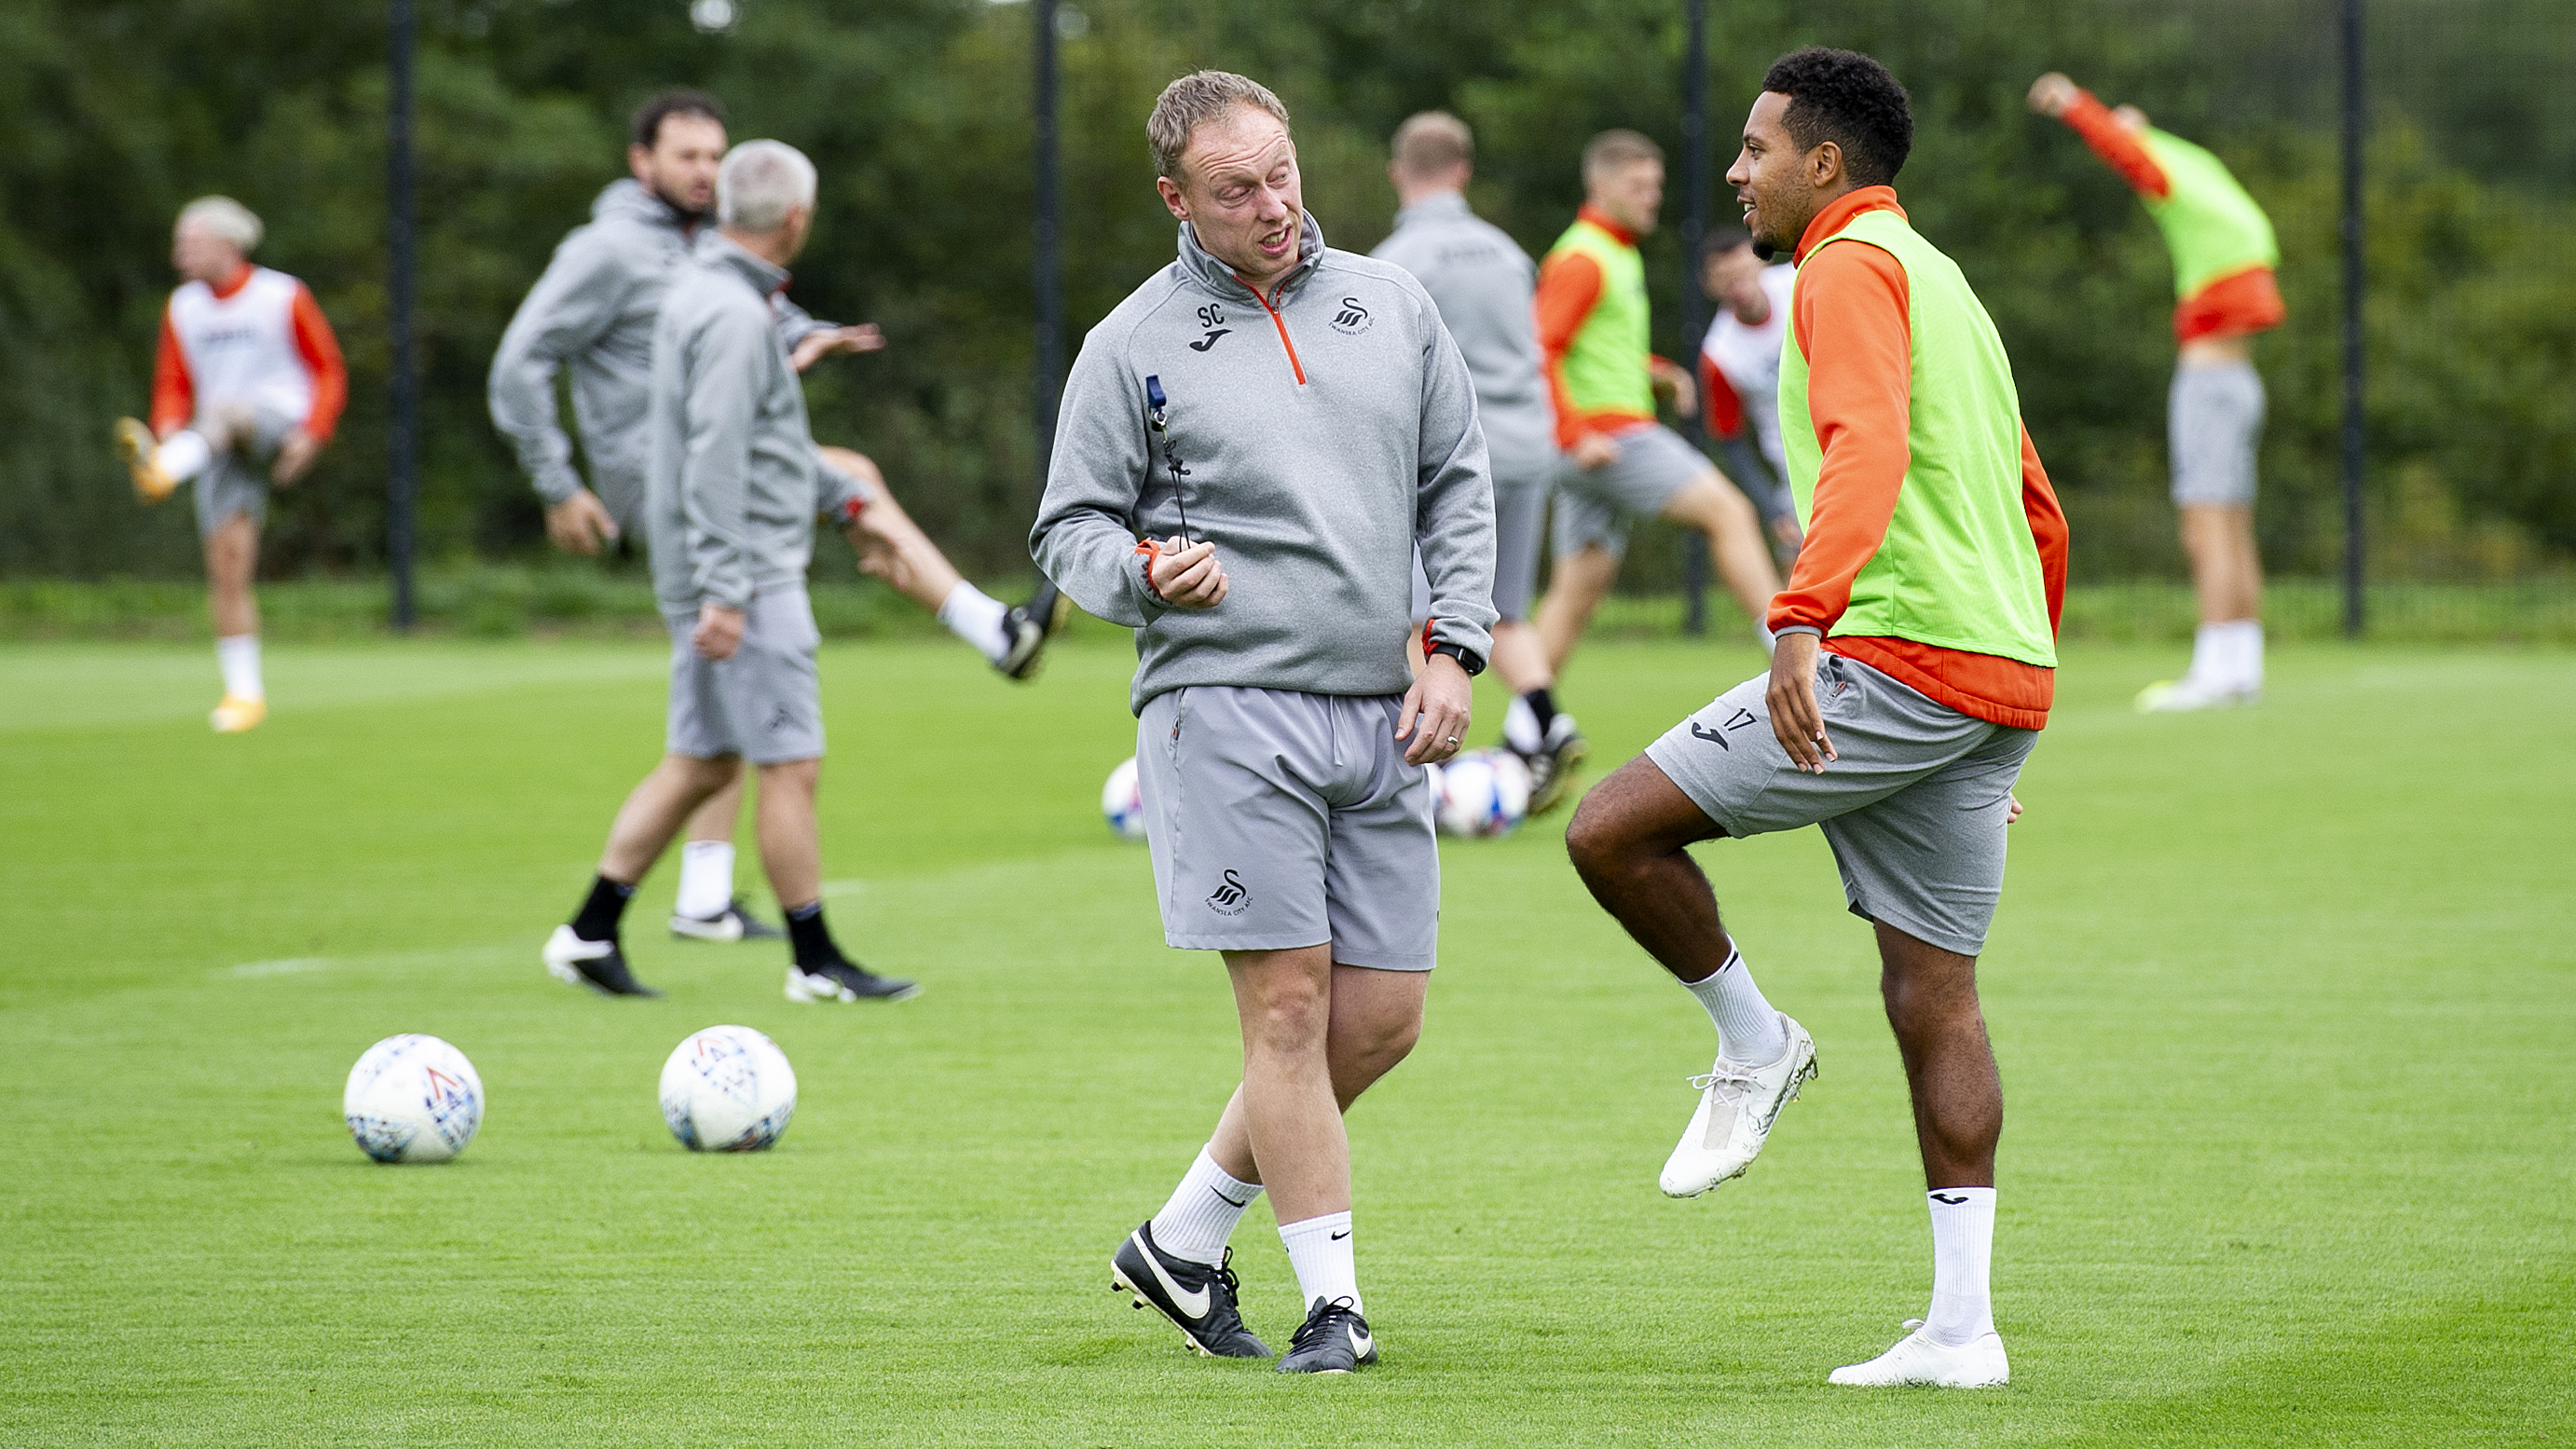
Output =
[
  {"x1": 630, "y1": 89, "x2": 728, "y2": 152},
  {"x1": 1760, "y1": 48, "x2": 1912, "y2": 188}
]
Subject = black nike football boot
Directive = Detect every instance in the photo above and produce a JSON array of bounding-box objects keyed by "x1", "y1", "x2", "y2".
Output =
[
  {"x1": 1275, "y1": 1295, "x2": 1377, "y2": 1374},
  {"x1": 1109, "y1": 1223, "x2": 1271, "y2": 1358}
]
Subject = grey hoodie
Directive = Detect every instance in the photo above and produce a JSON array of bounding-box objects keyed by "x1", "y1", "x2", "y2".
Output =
[
  {"x1": 644, "y1": 231, "x2": 858, "y2": 612},
  {"x1": 1370, "y1": 191, "x2": 1556, "y2": 488},
  {"x1": 1032, "y1": 214, "x2": 1496, "y2": 715},
  {"x1": 490, "y1": 178, "x2": 844, "y2": 525}
]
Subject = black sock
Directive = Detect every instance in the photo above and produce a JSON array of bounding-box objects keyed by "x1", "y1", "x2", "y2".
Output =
[
  {"x1": 1522, "y1": 687, "x2": 1557, "y2": 734},
  {"x1": 784, "y1": 901, "x2": 848, "y2": 971},
  {"x1": 571, "y1": 875, "x2": 636, "y2": 943}
]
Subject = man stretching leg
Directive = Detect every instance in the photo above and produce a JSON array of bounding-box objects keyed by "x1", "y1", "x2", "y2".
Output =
[
  {"x1": 1566, "y1": 49, "x2": 2067, "y2": 1387},
  {"x1": 1373, "y1": 111, "x2": 1586, "y2": 812},
  {"x1": 1533, "y1": 130, "x2": 1782, "y2": 672},
  {"x1": 115, "y1": 197, "x2": 347, "y2": 733},
  {"x1": 494, "y1": 90, "x2": 1062, "y2": 943},
  {"x1": 1035, "y1": 72, "x2": 1493, "y2": 1373},
  {"x1": 2031, "y1": 72, "x2": 2282, "y2": 710},
  {"x1": 541, "y1": 141, "x2": 914, "y2": 1005}
]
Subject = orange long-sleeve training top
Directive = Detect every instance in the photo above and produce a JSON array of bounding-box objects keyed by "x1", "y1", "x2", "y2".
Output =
[
  {"x1": 2057, "y1": 91, "x2": 2286, "y2": 345},
  {"x1": 149, "y1": 265, "x2": 349, "y2": 442},
  {"x1": 1766, "y1": 187, "x2": 2070, "y2": 731}
]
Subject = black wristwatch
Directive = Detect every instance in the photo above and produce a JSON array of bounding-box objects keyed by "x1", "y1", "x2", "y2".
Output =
[{"x1": 1427, "y1": 641, "x2": 1486, "y2": 677}]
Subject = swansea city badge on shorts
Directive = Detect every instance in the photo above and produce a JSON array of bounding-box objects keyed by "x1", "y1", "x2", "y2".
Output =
[{"x1": 1205, "y1": 869, "x2": 1253, "y2": 917}]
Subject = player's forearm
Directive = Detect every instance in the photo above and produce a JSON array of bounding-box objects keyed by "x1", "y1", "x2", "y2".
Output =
[{"x1": 2059, "y1": 91, "x2": 2169, "y2": 198}]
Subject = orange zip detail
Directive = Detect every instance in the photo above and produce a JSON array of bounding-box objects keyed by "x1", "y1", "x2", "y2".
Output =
[{"x1": 1239, "y1": 276, "x2": 1308, "y2": 386}]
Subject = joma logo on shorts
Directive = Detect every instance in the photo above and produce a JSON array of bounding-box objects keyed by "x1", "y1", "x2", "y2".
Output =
[{"x1": 1206, "y1": 869, "x2": 1252, "y2": 917}]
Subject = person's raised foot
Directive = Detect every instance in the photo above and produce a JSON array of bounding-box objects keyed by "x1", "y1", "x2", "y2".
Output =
[
  {"x1": 116, "y1": 418, "x2": 177, "y2": 503},
  {"x1": 1275, "y1": 1296, "x2": 1377, "y2": 1374},
  {"x1": 541, "y1": 924, "x2": 661, "y2": 997},
  {"x1": 2134, "y1": 676, "x2": 2257, "y2": 713},
  {"x1": 1660, "y1": 1012, "x2": 1817, "y2": 1197},
  {"x1": 670, "y1": 895, "x2": 783, "y2": 943},
  {"x1": 1521, "y1": 713, "x2": 1588, "y2": 817},
  {"x1": 210, "y1": 695, "x2": 267, "y2": 733},
  {"x1": 785, "y1": 960, "x2": 919, "y2": 1003},
  {"x1": 1828, "y1": 1319, "x2": 2008, "y2": 1387},
  {"x1": 997, "y1": 578, "x2": 1071, "y2": 682},
  {"x1": 1108, "y1": 1223, "x2": 1272, "y2": 1359}
]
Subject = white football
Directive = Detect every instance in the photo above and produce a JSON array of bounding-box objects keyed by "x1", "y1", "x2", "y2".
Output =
[
  {"x1": 1102, "y1": 756, "x2": 1147, "y2": 841},
  {"x1": 660, "y1": 1025, "x2": 798, "y2": 1153},
  {"x1": 1434, "y1": 748, "x2": 1532, "y2": 839},
  {"x1": 344, "y1": 1033, "x2": 484, "y2": 1163}
]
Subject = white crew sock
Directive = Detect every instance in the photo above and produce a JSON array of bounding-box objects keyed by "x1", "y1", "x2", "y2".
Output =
[
  {"x1": 1923, "y1": 1187, "x2": 1998, "y2": 1346},
  {"x1": 936, "y1": 581, "x2": 1014, "y2": 665},
  {"x1": 1147, "y1": 1147, "x2": 1264, "y2": 1267},
  {"x1": 2226, "y1": 619, "x2": 2265, "y2": 690},
  {"x1": 158, "y1": 430, "x2": 214, "y2": 484},
  {"x1": 1682, "y1": 944, "x2": 1788, "y2": 1065},
  {"x1": 1278, "y1": 1210, "x2": 1360, "y2": 1316},
  {"x1": 1502, "y1": 694, "x2": 1542, "y2": 754},
  {"x1": 675, "y1": 840, "x2": 736, "y2": 921},
  {"x1": 214, "y1": 634, "x2": 263, "y2": 703},
  {"x1": 2186, "y1": 622, "x2": 2227, "y2": 684}
]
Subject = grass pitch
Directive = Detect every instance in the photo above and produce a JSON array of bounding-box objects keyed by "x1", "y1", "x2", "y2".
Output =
[{"x1": 2, "y1": 635, "x2": 2569, "y2": 1446}]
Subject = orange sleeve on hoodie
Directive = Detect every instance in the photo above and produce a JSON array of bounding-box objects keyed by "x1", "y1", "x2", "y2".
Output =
[
  {"x1": 149, "y1": 307, "x2": 194, "y2": 436},
  {"x1": 1767, "y1": 187, "x2": 2062, "y2": 730},
  {"x1": 288, "y1": 282, "x2": 348, "y2": 442},
  {"x1": 2059, "y1": 91, "x2": 2170, "y2": 198}
]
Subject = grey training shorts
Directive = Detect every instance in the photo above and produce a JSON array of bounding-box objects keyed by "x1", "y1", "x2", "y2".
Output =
[
  {"x1": 1410, "y1": 478, "x2": 1548, "y2": 627},
  {"x1": 1553, "y1": 422, "x2": 1710, "y2": 561},
  {"x1": 665, "y1": 587, "x2": 826, "y2": 765},
  {"x1": 2169, "y1": 360, "x2": 2266, "y2": 507},
  {"x1": 1644, "y1": 651, "x2": 2037, "y2": 957},
  {"x1": 191, "y1": 400, "x2": 300, "y2": 540},
  {"x1": 1135, "y1": 685, "x2": 1438, "y2": 969}
]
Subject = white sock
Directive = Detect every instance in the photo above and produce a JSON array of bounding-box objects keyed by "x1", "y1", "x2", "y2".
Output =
[
  {"x1": 937, "y1": 581, "x2": 1014, "y2": 664},
  {"x1": 214, "y1": 634, "x2": 263, "y2": 703},
  {"x1": 1147, "y1": 1148, "x2": 1264, "y2": 1267},
  {"x1": 1682, "y1": 944, "x2": 1788, "y2": 1065},
  {"x1": 675, "y1": 840, "x2": 736, "y2": 921},
  {"x1": 1277, "y1": 1210, "x2": 1360, "y2": 1316},
  {"x1": 2227, "y1": 619, "x2": 2265, "y2": 690},
  {"x1": 1923, "y1": 1187, "x2": 1998, "y2": 1346},
  {"x1": 2187, "y1": 622, "x2": 2226, "y2": 684},
  {"x1": 1502, "y1": 694, "x2": 1542, "y2": 753},
  {"x1": 158, "y1": 430, "x2": 213, "y2": 483}
]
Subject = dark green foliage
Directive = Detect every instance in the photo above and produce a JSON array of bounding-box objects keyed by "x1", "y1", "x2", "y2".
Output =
[{"x1": 1, "y1": 0, "x2": 2568, "y2": 583}]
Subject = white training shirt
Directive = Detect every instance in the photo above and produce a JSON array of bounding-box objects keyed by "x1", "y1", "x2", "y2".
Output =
[
  {"x1": 159, "y1": 267, "x2": 326, "y2": 429},
  {"x1": 1698, "y1": 262, "x2": 1798, "y2": 476}
]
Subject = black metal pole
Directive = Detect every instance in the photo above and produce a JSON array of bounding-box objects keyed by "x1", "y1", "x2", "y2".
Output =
[
  {"x1": 1032, "y1": 0, "x2": 1064, "y2": 474},
  {"x1": 388, "y1": 0, "x2": 418, "y2": 632},
  {"x1": 1678, "y1": 0, "x2": 1710, "y2": 636},
  {"x1": 2338, "y1": 0, "x2": 2365, "y2": 638}
]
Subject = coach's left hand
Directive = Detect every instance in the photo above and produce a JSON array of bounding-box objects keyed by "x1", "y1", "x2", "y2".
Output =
[
  {"x1": 1397, "y1": 652, "x2": 1473, "y2": 766},
  {"x1": 692, "y1": 602, "x2": 747, "y2": 661},
  {"x1": 271, "y1": 429, "x2": 318, "y2": 485}
]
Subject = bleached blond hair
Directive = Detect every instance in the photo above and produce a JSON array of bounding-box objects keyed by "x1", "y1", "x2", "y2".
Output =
[{"x1": 177, "y1": 196, "x2": 264, "y2": 253}]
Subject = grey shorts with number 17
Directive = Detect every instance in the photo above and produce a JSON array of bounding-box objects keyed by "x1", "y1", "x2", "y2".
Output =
[
  {"x1": 1643, "y1": 652, "x2": 2037, "y2": 957},
  {"x1": 1136, "y1": 685, "x2": 1439, "y2": 970}
]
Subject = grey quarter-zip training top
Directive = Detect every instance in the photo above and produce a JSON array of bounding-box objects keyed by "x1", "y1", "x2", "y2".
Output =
[
  {"x1": 1033, "y1": 213, "x2": 1497, "y2": 716},
  {"x1": 1369, "y1": 190, "x2": 1557, "y2": 488},
  {"x1": 490, "y1": 178, "x2": 849, "y2": 525},
  {"x1": 644, "y1": 230, "x2": 859, "y2": 613}
]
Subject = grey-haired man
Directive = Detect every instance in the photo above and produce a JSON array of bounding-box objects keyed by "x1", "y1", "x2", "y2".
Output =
[
  {"x1": 493, "y1": 90, "x2": 1061, "y2": 945},
  {"x1": 1034, "y1": 71, "x2": 1495, "y2": 1374},
  {"x1": 541, "y1": 140, "x2": 914, "y2": 1006}
]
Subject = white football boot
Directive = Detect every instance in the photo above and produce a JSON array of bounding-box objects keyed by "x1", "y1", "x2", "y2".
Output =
[
  {"x1": 1828, "y1": 1319, "x2": 2009, "y2": 1387},
  {"x1": 1659, "y1": 1013, "x2": 1818, "y2": 1197},
  {"x1": 2134, "y1": 674, "x2": 2258, "y2": 712}
]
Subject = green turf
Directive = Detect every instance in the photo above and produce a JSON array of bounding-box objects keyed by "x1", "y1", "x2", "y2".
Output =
[{"x1": 1, "y1": 636, "x2": 2568, "y2": 1445}]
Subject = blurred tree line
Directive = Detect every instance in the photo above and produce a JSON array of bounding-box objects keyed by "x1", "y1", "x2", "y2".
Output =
[{"x1": 1, "y1": 0, "x2": 2568, "y2": 587}]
